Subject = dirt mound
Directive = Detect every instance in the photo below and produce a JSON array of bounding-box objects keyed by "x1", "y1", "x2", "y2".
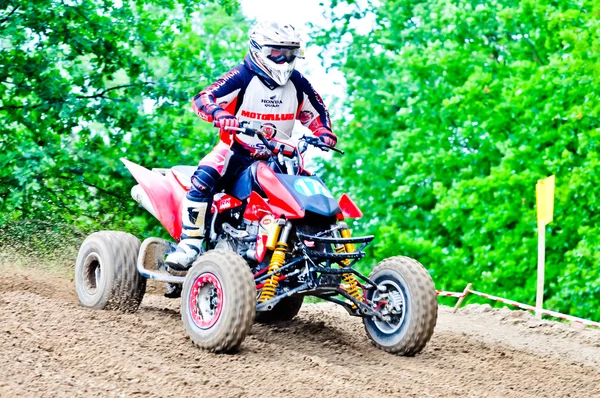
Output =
[{"x1": 0, "y1": 267, "x2": 599, "y2": 397}]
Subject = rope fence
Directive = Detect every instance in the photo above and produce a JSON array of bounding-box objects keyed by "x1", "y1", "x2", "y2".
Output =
[{"x1": 436, "y1": 284, "x2": 600, "y2": 329}]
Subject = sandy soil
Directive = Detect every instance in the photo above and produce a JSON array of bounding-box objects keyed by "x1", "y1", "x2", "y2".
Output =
[{"x1": 1, "y1": 265, "x2": 599, "y2": 398}]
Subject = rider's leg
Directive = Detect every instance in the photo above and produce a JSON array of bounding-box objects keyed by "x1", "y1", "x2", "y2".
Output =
[
  {"x1": 165, "y1": 142, "x2": 232, "y2": 271},
  {"x1": 165, "y1": 166, "x2": 220, "y2": 270},
  {"x1": 164, "y1": 180, "x2": 214, "y2": 298}
]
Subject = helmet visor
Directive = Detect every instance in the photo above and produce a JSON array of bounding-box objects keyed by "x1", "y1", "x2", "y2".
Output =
[{"x1": 261, "y1": 46, "x2": 304, "y2": 64}]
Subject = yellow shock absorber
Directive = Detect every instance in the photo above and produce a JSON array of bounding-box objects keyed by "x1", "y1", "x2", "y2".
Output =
[
  {"x1": 341, "y1": 228, "x2": 356, "y2": 254},
  {"x1": 259, "y1": 243, "x2": 287, "y2": 302},
  {"x1": 337, "y1": 227, "x2": 362, "y2": 307}
]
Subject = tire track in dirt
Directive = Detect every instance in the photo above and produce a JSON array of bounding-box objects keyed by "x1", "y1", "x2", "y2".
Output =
[{"x1": 0, "y1": 267, "x2": 599, "y2": 398}]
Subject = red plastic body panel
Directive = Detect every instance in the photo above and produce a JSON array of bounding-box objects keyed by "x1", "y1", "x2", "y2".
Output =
[
  {"x1": 255, "y1": 234, "x2": 268, "y2": 263},
  {"x1": 255, "y1": 162, "x2": 305, "y2": 219},
  {"x1": 339, "y1": 193, "x2": 363, "y2": 219},
  {"x1": 243, "y1": 191, "x2": 273, "y2": 222},
  {"x1": 122, "y1": 159, "x2": 186, "y2": 241},
  {"x1": 215, "y1": 194, "x2": 243, "y2": 213}
]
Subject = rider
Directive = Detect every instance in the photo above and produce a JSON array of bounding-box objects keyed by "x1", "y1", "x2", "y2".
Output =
[{"x1": 165, "y1": 21, "x2": 337, "y2": 274}]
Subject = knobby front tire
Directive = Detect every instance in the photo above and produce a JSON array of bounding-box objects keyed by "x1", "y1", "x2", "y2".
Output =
[
  {"x1": 363, "y1": 256, "x2": 438, "y2": 356},
  {"x1": 181, "y1": 250, "x2": 256, "y2": 353}
]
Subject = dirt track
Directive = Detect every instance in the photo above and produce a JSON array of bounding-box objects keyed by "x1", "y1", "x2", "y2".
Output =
[{"x1": 1, "y1": 265, "x2": 599, "y2": 398}]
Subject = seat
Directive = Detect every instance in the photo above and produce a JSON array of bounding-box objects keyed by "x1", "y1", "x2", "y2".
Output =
[{"x1": 171, "y1": 165, "x2": 197, "y2": 189}]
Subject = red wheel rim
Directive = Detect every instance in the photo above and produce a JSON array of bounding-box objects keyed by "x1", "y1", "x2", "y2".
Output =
[{"x1": 189, "y1": 272, "x2": 223, "y2": 329}]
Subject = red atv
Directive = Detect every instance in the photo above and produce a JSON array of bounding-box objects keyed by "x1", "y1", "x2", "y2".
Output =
[{"x1": 74, "y1": 123, "x2": 438, "y2": 355}]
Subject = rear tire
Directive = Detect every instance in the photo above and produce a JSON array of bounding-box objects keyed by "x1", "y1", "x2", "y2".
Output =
[
  {"x1": 181, "y1": 250, "x2": 256, "y2": 353},
  {"x1": 363, "y1": 256, "x2": 437, "y2": 356},
  {"x1": 75, "y1": 231, "x2": 146, "y2": 312},
  {"x1": 255, "y1": 296, "x2": 304, "y2": 324}
]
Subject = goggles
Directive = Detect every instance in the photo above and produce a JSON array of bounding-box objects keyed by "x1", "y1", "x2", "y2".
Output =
[{"x1": 261, "y1": 46, "x2": 304, "y2": 64}]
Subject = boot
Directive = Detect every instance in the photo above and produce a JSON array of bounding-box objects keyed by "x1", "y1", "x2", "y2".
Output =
[
  {"x1": 165, "y1": 197, "x2": 208, "y2": 271},
  {"x1": 164, "y1": 238, "x2": 203, "y2": 271},
  {"x1": 164, "y1": 283, "x2": 182, "y2": 299}
]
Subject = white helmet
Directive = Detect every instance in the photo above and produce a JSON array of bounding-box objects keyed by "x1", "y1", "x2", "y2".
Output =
[{"x1": 248, "y1": 21, "x2": 305, "y2": 86}]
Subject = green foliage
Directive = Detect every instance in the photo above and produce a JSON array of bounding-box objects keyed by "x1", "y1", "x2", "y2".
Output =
[
  {"x1": 319, "y1": 0, "x2": 600, "y2": 320},
  {"x1": 0, "y1": 0, "x2": 247, "y2": 237}
]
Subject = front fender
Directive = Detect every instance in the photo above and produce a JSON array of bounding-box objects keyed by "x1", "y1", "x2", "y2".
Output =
[{"x1": 338, "y1": 193, "x2": 363, "y2": 219}]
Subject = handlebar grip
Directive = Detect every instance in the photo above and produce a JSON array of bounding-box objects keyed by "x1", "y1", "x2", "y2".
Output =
[
  {"x1": 213, "y1": 120, "x2": 243, "y2": 133},
  {"x1": 213, "y1": 121, "x2": 254, "y2": 137}
]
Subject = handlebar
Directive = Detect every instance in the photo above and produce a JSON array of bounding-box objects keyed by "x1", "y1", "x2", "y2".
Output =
[
  {"x1": 212, "y1": 120, "x2": 344, "y2": 155},
  {"x1": 300, "y1": 136, "x2": 344, "y2": 155},
  {"x1": 212, "y1": 120, "x2": 256, "y2": 136},
  {"x1": 213, "y1": 120, "x2": 277, "y2": 152}
]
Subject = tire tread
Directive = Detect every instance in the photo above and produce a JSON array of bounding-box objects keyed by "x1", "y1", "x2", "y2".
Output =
[
  {"x1": 182, "y1": 249, "x2": 256, "y2": 353},
  {"x1": 75, "y1": 231, "x2": 146, "y2": 313},
  {"x1": 364, "y1": 256, "x2": 438, "y2": 356}
]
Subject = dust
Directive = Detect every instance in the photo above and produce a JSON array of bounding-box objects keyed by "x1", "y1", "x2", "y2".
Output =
[{"x1": 0, "y1": 220, "x2": 86, "y2": 276}]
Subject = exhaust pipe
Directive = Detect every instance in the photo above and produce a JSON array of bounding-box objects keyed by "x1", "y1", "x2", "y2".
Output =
[{"x1": 131, "y1": 184, "x2": 158, "y2": 219}]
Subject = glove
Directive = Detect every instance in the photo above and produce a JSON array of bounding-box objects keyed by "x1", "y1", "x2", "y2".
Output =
[
  {"x1": 313, "y1": 127, "x2": 337, "y2": 147},
  {"x1": 213, "y1": 109, "x2": 239, "y2": 132}
]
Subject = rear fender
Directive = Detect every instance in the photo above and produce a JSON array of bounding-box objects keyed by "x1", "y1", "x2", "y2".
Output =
[{"x1": 121, "y1": 158, "x2": 187, "y2": 241}]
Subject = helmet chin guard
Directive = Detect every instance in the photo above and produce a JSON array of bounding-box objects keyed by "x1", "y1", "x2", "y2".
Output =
[{"x1": 248, "y1": 21, "x2": 304, "y2": 86}]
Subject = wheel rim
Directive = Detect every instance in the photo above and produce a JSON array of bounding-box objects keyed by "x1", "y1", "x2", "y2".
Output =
[
  {"x1": 82, "y1": 252, "x2": 102, "y2": 295},
  {"x1": 189, "y1": 273, "x2": 223, "y2": 329},
  {"x1": 372, "y1": 280, "x2": 406, "y2": 334}
]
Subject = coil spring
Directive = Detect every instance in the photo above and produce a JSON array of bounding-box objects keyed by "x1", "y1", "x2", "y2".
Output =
[
  {"x1": 335, "y1": 246, "x2": 362, "y2": 308},
  {"x1": 259, "y1": 244, "x2": 287, "y2": 303}
]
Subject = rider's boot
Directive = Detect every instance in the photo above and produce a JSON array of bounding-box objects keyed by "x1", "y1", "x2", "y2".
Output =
[
  {"x1": 164, "y1": 282, "x2": 182, "y2": 299},
  {"x1": 165, "y1": 196, "x2": 208, "y2": 271}
]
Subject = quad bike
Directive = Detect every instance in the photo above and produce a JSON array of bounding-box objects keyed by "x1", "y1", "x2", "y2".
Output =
[{"x1": 75, "y1": 122, "x2": 438, "y2": 355}]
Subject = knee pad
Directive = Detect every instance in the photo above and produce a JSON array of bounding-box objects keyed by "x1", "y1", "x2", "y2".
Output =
[{"x1": 188, "y1": 166, "x2": 221, "y2": 200}]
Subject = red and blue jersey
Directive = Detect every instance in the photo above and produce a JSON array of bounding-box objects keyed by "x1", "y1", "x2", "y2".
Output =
[{"x1": 192, "y1": 56, "x2": 333, "y2": 155}]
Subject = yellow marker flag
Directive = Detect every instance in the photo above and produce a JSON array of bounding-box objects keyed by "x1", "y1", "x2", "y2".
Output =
[
  {"x1": 535, "y1": 175, "x2": 555, "y2": 319},
  {"x1": 536, "y1": 175, "x2": 555, "y2": 226}
]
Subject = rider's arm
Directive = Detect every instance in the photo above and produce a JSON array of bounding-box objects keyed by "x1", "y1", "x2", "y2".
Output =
[
  {"x1": 290, "y1": 71, "x2": 337, "y2": 146},
  {"x1": 192, "y1": 65, "x2": 246, "y2": 122}
]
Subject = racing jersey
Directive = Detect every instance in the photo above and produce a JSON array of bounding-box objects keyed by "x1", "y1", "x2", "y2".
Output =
[{"x1": 192, "y1": 56, "x2": 332, "y2": 155}]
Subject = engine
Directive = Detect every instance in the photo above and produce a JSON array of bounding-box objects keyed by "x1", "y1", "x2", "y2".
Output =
[{"x1": 212, "y1": 207, "x2": 269, "y2": 272}]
